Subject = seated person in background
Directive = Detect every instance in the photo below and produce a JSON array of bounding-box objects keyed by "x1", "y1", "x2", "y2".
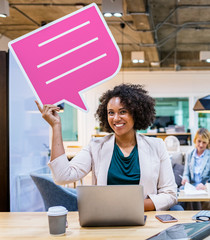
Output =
[
  {"x1": 181, "y1": 128, "x2": 210, "y2": 190},
  {"x1": 35, "y1": 83, "x2": 177, "y2": 211}
]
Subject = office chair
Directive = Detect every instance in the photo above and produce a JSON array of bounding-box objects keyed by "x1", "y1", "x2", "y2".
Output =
[
  {"x1": 164, "y1": 135, "x2": 180, "y2": 152},
  {"x1": 164, "y1": 136, "x2": 184, "y2": 188},
  {"x1": 164, "y1": 135, "x2": 184, "y2": 165},
  {"x1": 30, "y1": 174, "x2": 78, "y2": 211}
]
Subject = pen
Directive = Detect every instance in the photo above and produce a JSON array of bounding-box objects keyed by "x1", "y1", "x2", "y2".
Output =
[{"x1": 179, "y1": 175, "x2": 183, "y2": 179}]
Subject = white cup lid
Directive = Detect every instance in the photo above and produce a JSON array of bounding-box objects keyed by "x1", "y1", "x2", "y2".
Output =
[{"x1": 47, "y1": 206, "x2": 68, "y2": 216}]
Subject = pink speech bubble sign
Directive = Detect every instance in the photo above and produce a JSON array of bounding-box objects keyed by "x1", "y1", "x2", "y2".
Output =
[{"x1": 8, "y1": 3, "x2": 121, "y2": 111}]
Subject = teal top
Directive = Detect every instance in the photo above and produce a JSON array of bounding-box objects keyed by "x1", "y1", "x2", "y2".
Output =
[{"x1": 107, "y1": 143, "x2": 140, "y2": 185}]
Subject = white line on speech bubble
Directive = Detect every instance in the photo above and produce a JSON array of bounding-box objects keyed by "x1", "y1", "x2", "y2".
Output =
[
  {"x1": 38, "y1": 21, "x2": 90, "y2": 47},
  {"x1": 37, "y1": 37, "x2": 99, "y2": 68},
  {"x1": 46, "y1": 53, "x2": 107, "y2": 84}
]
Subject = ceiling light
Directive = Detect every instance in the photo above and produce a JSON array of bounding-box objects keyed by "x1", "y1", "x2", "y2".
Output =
[
  {"x1": 102, "y1": 0, "x2": 123, "y2": 18},
  {"x1": 104, "y1": 12, "x2": 112, "y2": 17},
  {"x1": 199, "y1": 51, "x2": 210, "y2": 62},
  {"x1": 0, "y1": 0, "x2": 9, "y2": 18},
  {"x1": 193, "y1": 95, "x2": 210, "y2": 113},
  {"x1": 150, "y1": 62, "x2": 160, "y2": 67},
  {"x1": 113, "y1": 13, "x2": 123, "y2": 17},
  {"x1": 132, "y1": 59, "x2": 139, "y2": 64},
  {"x1": 75, "y1": 3, "x2": 85, "y2": 9},
  {"x1": 131, "y1": 51, "x2": 145, "y2": 64}
]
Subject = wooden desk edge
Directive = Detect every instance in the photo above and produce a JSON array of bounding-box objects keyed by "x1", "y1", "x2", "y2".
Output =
[{"x1": 0, "y1": 211, "x2": 199, "y2": 240}]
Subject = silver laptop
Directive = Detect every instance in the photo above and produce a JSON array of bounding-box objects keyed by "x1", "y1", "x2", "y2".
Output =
[{"x1": 76, "y1": 185, "x2": 145, "y2": 227}]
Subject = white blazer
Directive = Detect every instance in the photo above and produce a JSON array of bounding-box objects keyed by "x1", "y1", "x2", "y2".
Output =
[{"x1": 48, "y1": 132, "x2": 177, "y2": 210}]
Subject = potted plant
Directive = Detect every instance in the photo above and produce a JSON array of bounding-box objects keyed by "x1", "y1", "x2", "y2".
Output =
[{"x1": 94, "y1": 126, "x2": 100, "y2": 134}]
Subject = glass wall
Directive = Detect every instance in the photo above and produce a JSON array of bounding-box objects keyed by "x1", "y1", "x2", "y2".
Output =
[
  {"x1": 155, "y1": 97, "x2": 189, "y2": 131},
  {"x1": 9, "y1": 52, "x2": 49, "y2": 211},
  {"x1": 9, "y1": 50, "x2": 79, "y2": 211},
  {"x1": 198, "y1": 113, "x2": 210, "y2": 130},
  {"x1": 59, "y1": 103, "x2": 78, "y2": 141},
  {"x1": 140, "y1": 97, "x2": 189, "y2": 133}
]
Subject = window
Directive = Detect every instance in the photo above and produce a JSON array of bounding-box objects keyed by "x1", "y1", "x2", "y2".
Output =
[
  {"x1": 139, "y1": 97, "x2": 189, "y2": 133},
  {"x1": 198, "y1": 113, "x2": 210, "y2": 130},
  {"x1": 154, "y1": 97, "x2": 189, "y2": 131},
  {"x1": 58, "y1": 103, "x2": 78, "y2": 141}
]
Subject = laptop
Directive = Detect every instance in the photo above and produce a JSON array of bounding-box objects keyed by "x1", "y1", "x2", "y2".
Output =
[{"x1": 76, "y1": 185, "x2": 145, "y2": 227}]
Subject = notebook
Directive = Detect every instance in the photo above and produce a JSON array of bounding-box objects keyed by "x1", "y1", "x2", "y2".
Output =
[{"x1": 76, "y1": 185, "x2": 145, "y2": 227}]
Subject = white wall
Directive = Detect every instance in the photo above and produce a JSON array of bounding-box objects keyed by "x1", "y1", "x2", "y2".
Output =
[{"x1": 76, "y1": 71, "x2": 210, "y2": 146}]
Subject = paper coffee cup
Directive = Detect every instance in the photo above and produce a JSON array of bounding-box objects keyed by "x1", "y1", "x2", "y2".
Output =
[{"x1": 47, "y1": 206, "x2": 68, "y2": 235}]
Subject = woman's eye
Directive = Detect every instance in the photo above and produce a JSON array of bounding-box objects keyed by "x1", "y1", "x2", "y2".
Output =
[
  {"x1": 108, "y1": 111, "x2": 114, "y2": 115},
  {"x1": 120, "y1": 110, "x2": 126, "y2": 114}
]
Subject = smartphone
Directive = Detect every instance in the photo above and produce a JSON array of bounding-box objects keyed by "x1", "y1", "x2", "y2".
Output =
[{"x1": 155, "y1": 214, "x2": 178, "y2": 223}]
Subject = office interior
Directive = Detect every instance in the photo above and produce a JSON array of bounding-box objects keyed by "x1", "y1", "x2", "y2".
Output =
[{"x1": 0, "y1": 1, "x2": 210, "y2": 215}]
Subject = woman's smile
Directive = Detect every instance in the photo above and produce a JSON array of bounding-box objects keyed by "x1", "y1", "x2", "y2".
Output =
[{"x1": 114, "y1": 123, "x2": 125, "y2": 128}]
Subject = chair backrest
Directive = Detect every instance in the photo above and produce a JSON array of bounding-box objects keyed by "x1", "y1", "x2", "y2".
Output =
[
  {"x1": 30, "y1": 174, "x2": 78, "y2": 211},
  {"x1": 164, "y1": 135, "x2": 180, "y2": 152},
  {"x1": 173, "y1": 163, "x2": 184, "y2": 187}
]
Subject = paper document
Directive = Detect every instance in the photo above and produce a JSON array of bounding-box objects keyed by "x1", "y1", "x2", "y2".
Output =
[{"x1": 184, "y1": 182, "x2": 208, "y2": 195}]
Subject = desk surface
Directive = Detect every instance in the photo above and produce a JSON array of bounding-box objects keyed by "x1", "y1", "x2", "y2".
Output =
[
  {"x1": 178, "y1": 192, "x2": 210, "y2": 202},
  {"x1": 0, "y1": 211, "x2": 205, "y2": 240}
]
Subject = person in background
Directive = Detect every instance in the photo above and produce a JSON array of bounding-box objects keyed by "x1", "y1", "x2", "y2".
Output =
[
  {"x1": 181, "y1": 128, "x2": 210, "y2": 190},
  {"x1": 35, "y1": 83, "x2": 177, "y2": 211}
]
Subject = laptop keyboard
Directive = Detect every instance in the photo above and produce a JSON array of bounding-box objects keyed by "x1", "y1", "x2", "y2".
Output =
[{"x1": 192, "y1": 210, "x2": 210, "y2": 220}]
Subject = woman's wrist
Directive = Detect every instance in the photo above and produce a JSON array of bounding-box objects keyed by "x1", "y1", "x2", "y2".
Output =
[{"x1": 52, "y1": 122, "x2": 62, "y2": 131}]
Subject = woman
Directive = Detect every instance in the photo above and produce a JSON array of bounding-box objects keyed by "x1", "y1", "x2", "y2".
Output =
[
  {"x1": 181, "y1": 128, "x2": 210, "y2": 190},
  {"x1": 35, "y1": 84, "x2": 177, "y2": 211}
]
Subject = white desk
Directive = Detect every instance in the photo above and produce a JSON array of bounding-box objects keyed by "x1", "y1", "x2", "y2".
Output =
[{"x1": 178, "y1": 191, "x2": 210, "y2": 202}]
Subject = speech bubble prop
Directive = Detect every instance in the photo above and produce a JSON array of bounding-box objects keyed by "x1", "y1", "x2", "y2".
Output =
[{"x1": 9, "y1": 3, "x2": 122, "y2": 111}]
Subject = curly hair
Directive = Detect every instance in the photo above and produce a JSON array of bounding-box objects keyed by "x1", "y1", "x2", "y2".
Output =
[{"x1": 95, "y1": 83, "x2": 156, "y2": 132}]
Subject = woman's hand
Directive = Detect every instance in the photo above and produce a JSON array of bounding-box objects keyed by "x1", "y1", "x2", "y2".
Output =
[
  {"x1": 196, "y1": 183, "x2": 206, "y2": 190},
  {"x1": 144, "y1": 198, "x2": 155, "y2": 211},
  {"x1": 181, "y1": 178, "x2": 189, "y2": 185},
  {"x1": 35, "y1": 101, "x2": 61, "y2": 128}
]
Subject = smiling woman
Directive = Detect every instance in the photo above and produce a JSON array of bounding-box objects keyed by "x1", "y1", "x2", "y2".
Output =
[
  {"x1": 95, "y1": 84, "x2": 155, "y2": 158},
  {"x1": 181, "y1": 128, "x2": 210, "y2": 190},
  {"x1": 95, "y1": 84, "x2": 155, "y2": 133},
  {"x1": 180, "y1": 128, "x2": 210, "y2": 210},
  {"x1": 37, "y1": 83, "x2": 178, "y2": 211}
]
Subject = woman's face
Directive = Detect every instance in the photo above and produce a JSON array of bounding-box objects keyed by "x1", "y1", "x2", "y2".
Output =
[
  {"x1": 195, "y1": 134, "x2": 209, "y2": 154},
  {"x1": 107, "y1": 97, "x2": 135, "y2": 137}
]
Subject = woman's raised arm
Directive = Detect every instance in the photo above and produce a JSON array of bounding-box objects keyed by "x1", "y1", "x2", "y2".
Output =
[{"x1": 35, "y1": 101, "x2": 65, "y2": 161}]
